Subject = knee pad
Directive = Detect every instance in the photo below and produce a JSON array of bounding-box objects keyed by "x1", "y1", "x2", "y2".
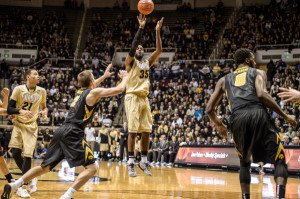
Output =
[
  {"x1": 274, "y1": 159, "x2": 288, "y2": 181},
  {"x1": 240, "y1": 161, "x2": 251, "y2": 184}
]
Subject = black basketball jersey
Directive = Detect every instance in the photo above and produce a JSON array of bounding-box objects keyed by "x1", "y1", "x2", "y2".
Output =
[
  {"x1": 225, "y1": 66, "x2": 263, "y2": 113},
  {"x1": 65, "y1": 88, "x2": 99, "y2": 129}
]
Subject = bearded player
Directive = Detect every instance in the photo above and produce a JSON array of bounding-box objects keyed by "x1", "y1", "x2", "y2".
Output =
[{"x1": 125, "y1": 14, "x2": 164, "y2": 177}]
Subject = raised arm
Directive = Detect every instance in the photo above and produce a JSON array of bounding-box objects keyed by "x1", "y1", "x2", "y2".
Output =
[
  {"x1": 86, "y1": 70, "x2": 129, "y2": 106},
  {"x1": 94, "y1": 64, "x2": 114, "y2": 88},
  {"x1": 205, "y1": 77, "x2": 228, "y2": 138},
  {"x1": 255, "y1": 70, "x2": 297, "y2": 128},
  {"x1": 148, "y1": 17, "x2": 164, "y2": 67},
  {"x1": 0, "y1": 88, "x2": 9, "y2": 109},
  {"x1": 125, "y1": 14, "x2": 146, "y2": 72}
]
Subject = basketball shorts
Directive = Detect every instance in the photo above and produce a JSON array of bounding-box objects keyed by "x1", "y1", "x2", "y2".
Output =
[
  {"x1": 230, "y1": 105, "x2": 285, "y2": 164},
  {"x1": 125, "y1": 94, "x2": 153, "y2": 133},
  {"x1": 9, "y1": 120, "x2": 38, "y2": 157},
  {"x1": 41, "y1": 123, "x2": 95, "y2": 170}
]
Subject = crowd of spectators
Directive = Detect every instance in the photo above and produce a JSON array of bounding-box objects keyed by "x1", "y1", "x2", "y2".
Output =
[
  {"x1": 83, "y1": 2, "x2": 226, "y2": 63},
  {"x1": 0, "y1": 8, "x2": 73, "y2": 61},
  {"x1": 220, "y1": 0, "x2": 299, "y2": 59}
]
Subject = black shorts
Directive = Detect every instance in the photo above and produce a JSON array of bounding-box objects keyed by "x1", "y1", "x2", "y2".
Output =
[
  {"x1": 41, "y1": 123, "x2": 95, "y2": 170},
  {"x1": 230, "y1": 105, "x2": 284, "y2": 164}
]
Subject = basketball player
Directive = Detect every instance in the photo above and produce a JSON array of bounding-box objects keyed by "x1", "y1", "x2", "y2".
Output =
[
  {"x1": 125, "y1": 14, "x2": 164, "y2": 177},
  {"x1": 6, "y1": 69, "x2": 47, "y2": 198},
  {"x1": 0, "y1": 88, "x2": 15, "y2": 183},
  {"x1": 206, "y1": 48, "x2": 297, "y2": 199},
  {"x1": 1, "y1": 65, "x2": 129, "y2": 199}
]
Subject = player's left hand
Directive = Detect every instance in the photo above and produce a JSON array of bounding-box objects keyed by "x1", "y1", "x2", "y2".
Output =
[
  {"x1": 217, "y1": 123, "x2": 228, "y2": 138},
  {"x1": 156, "y1": 17, "x2": 164, "y2": 32},
  {"x1": 1, "y1": 88, "x2": 9, "y2": 98},
  {"x1": 278, "y1": 87, "x2": 300, "y2": 103},
  {"x1": 284, "y1": 115, "x2": 297, "y2": 130},
  {"x1": 104, "y1": 63, "x2": 114, "y2": 78},
  {"x1": 39, "y1": 110, "x2": 48, "y2": 119}
]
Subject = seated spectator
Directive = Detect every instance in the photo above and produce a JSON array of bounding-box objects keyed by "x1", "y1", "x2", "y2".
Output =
[
  {"x1": 163, "y1": 136, "x2": 179, "y2": 167},
  {"x1": 148, "y1": 137, "x2": 159, "y2": 164},
  {"x1": 157, "y1": 134, "x2": 169, "y2": 165},
  {"x1": 282, "y1": 135, "x2": 290, "y2": 146},
  {"x1": 34, "y1": 144, "x2": 47, "y2": 159},
  {"x1": 289, "y1": 137, "x2": 299, "y2": 146}
]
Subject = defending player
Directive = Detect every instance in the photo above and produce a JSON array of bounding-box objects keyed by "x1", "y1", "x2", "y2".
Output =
[{"x1": 206, "y1": 48, "x2": 296, "y2": 199}]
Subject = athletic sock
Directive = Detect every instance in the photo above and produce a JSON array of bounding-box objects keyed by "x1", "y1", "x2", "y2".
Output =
[
  {"x1": 65, "y1": 187, "x2": 76, "y2": 197},
  {"x1": 128, "y1": 152, "x2": 135, "y2": 164},
  {"x1": 10, "y1": 178, "x2": 24, "y2": 191},
  {"x1": 242, "y1": 193, "x2": 250, "y2": 199},
  {"x1": 276, "y1": 185, "x2": 286, "y2": 199},
  {"x1": 5, "y1": 173, "x2": 13, "y2": 183},
  {"x1": 141, "y1": 151, "x2": 148, "y2": 164}
]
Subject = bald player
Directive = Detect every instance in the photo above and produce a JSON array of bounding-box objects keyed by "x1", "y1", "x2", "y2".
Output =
[{"x1": 125, "y1": 14, "x2": 164, "y2": 177}]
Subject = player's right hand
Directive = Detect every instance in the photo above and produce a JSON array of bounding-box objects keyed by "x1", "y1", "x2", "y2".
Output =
[
  {"x1": 19, "y1": 110, "x2": 34, "y2": 119},
  {"x1": 284, "y1": 115, "x2": 297, "y2": 129},
  {"x1": 1, "y1": 88, "x2": 9, "y2": 98},
  {"x1": 137, "y1": 14, "x2": 146, "y2": 29},
  {"x1": 118, "y1": 70, "x2": 128, "y2": 79},
  {"x1": 217, "y1": 123, "x2": 228, "y2": 138}
]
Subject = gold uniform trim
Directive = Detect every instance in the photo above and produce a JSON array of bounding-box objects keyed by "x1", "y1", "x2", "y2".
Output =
[{"x1": 275, "y1": 143, "x2": 285, "y2": 161}]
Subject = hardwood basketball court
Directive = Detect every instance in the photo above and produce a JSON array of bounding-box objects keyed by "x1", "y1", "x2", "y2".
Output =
[{"x1": 0, "y1": 159, "x2": 299, "y2": 199}]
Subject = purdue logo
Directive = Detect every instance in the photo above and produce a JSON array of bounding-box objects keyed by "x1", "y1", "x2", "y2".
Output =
[{"x1": 22, "y1": 94, "x2": 39, "y2": 102}]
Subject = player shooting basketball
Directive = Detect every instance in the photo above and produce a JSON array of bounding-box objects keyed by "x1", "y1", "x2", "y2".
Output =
[{"x1": 125, "y1": 14, "x2": 164, "y2": 177}]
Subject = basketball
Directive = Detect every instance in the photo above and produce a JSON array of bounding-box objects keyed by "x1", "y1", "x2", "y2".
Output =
[{"x1": 138, "y1": 0, "x2": 154, "y2": 15}]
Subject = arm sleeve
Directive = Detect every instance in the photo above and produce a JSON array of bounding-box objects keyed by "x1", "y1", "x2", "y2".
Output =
[
  {"x1": 7, "y1": 100, "x2": 20, "y2": 114},
  {"x1": 129, "y1": 28, "x2": 143, "y2": 57}
]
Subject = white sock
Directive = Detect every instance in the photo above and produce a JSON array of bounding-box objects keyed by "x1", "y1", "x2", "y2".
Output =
[
  {"x1": 141, "y1": 155, "x2": 147, "y2": 163},
  {"x1": 11, "y1": 178, "x2": 24, "y2": 191},
  {"x1": 128, "y1": 156, "x2": 135, "y2": 164},
  {"x1": 65, "y1": 187, "x2": 76, "y2": 197}
]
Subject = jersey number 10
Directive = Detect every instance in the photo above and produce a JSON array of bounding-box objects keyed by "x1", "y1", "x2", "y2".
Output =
[{"x1": 234, "y1": 72, "x2": 246, "y2": 86}]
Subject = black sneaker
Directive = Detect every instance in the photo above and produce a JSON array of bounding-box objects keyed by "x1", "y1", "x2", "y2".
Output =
[{"x1": 1, "y1": 184, "x2": 12, "y2": 199}]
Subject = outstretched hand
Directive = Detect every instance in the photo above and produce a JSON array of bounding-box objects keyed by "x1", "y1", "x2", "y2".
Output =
[
  {"x1": 137, "y1": 14, "x2": 146, "y2": 29},
  {"x1": 156, "y1": 17, "x2": 164, "y2": 32},
  {"x1": 118, "y1": 70, "x2": 128, "y2": 79},
  {"x1": 278, "y1": 87, "x2": 300, "y2": 103},
  {"x1": 104, "y1": 63, "x2": 115, "y2": 78}
]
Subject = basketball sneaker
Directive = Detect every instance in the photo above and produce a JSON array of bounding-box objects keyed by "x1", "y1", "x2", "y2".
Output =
[
  {"x1": 16, "y1": 186, "x2": 30, "y2": 198},
  {"x1": 128, "y1": 163, "x2": 137, "y2": 177},
  {"x1": 138, "y1": 162, "x2": 152, "y2": 176},
  {"x1": 60, "y1": 194, "x2": 73, "y2": 199},
  {"x1": 29, "y1": 178, "x2": 38, "y2": 194},
  {"x1": 1, "y1": 183, "x2": 14, "y2": 199}
]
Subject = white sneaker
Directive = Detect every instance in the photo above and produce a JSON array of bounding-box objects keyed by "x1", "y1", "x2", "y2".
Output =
[
  {"x1": 155, "y1": 162, "x2": 160, "y2": 165},
  {"x1": 60, "y1": 194, "x2": 72, "y2": 199},
  {"x1": 29, "y1": 178, "x2": 38, "y2": 194},
  {"x1": 16, "y1": 186, "x2": 30, "y2": 198}
]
